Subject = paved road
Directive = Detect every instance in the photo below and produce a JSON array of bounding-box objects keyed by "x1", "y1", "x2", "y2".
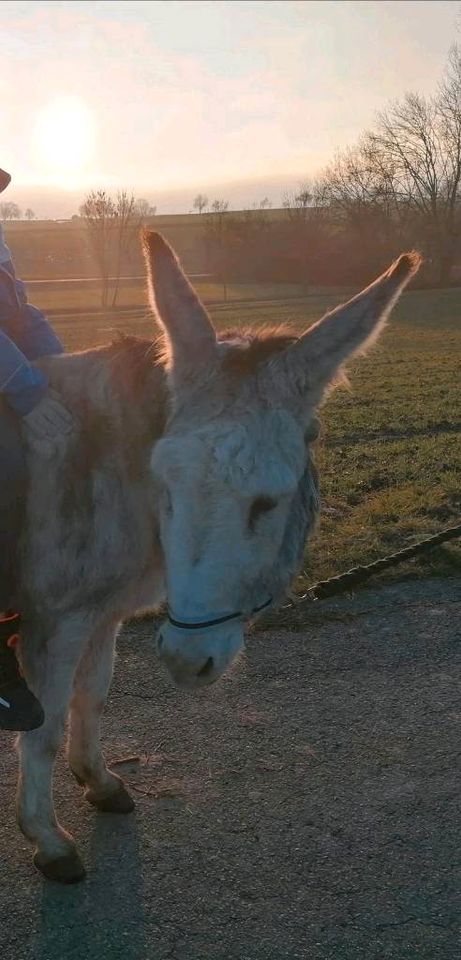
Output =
[{"x1": 0, "y1": 579, "x2": 459, "y2": 960}]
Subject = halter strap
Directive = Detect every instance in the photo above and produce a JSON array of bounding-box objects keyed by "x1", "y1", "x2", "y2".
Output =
[{"x1": 167, "y1": 597, "x2": 272, "y2": 631}]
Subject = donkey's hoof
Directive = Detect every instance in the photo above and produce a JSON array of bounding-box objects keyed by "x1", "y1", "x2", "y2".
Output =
[
  {"x1": 85, "y1": 783, "x2": 135, "y2": 814},
  {"x1": 34, "y1": 850, "x2": 86, "y2": 884}
]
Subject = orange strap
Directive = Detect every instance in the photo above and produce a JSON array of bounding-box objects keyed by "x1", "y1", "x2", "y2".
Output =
[{"x1": 0, "y1": 612, "x2": 20, "y2": 624}]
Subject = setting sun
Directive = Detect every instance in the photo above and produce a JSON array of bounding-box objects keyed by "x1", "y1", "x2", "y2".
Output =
[{"x1": 32, "y1": 96, "x2": 96, "y2": 189}]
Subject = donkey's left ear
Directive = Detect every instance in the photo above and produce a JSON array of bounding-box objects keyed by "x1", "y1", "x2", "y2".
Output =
[
  {"x1": 142, "y1": 231, "x2": 217, "y2": 383},
  {"x1": 263, "y1": 252, "x2": 421, "y2": 407}
]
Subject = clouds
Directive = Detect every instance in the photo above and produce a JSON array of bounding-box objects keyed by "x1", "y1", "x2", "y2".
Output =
[{"x1": 2, "y1": 0, "x2": 458, "y2": 202}]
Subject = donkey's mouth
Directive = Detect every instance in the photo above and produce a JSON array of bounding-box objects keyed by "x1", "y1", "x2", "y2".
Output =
[
  {"x1": 157, "y1": 635, "x2": 220, "y2": 688},
  {"x1": 197, "y1": 656, "x2": 214, "y2": 679},
  {"x1": 163, "y1": 658, "x2": 221, "y2": 690}
]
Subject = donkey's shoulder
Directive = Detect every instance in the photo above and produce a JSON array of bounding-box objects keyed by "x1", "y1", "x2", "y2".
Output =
[
  {"x1": 39, "y1": 335, "x2": 166, "y2": 415},
  {"x1": 32, "y1": 335, "x2": 168, "y2": 492}
]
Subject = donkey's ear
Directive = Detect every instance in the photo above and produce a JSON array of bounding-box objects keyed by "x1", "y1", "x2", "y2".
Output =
[
  {"x1": 142, "y1": 231, "x2": 217, "y2": 380},
  {"x1": 264, "y1": 252, "x2": 421, "y2": 407}
]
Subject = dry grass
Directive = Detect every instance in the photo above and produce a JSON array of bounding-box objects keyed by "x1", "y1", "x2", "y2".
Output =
[{"x1": 28, "y1": 277, "x2": 304, "y2": 314}]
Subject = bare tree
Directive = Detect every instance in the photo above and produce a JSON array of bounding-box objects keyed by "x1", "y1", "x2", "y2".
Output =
[
  {"x1": 320, "y1": 146, "x2": 383, "y2": 221},
  {"x1": 111, "y1": 191, "x2": 145, "y2": 308},
  {"x1": 316, "y1": 47, "x2": 461, "y2": 286},
  {"x1": 135, "y1": 198, "x2": 156, "y2": 221},
  {"x1": 368, "y1": 94, "x2": 447, "y2": 278},
  {"x1": 211, "y1": 199, "x2": 228, "y2": 215},
  {"x1": 24, "y1": 208, "x2": 36, "y2": 221},
  {"x1": 319, "y1": 142, "x2": 403, "y2": 262},
  {"x1": 282, "y1": 182, "x2": 329, "y2": 288},
  {"x1": 81, "y1": 189, "x2": 147, "y2": 308},
  {"x1": 434, "y1": 43, "x2": 461, "y2": 281},
  {"x1": 295, "y1": 39, "x2": 461, "y2": 284},
  {"x1": 193, "y1": 193, "x2": 208, "y2": 214},
  {"x1": 283, "y1": 184, "x2": 313, "y2": 221},
  {"x1": 365, "y1": 52, "x2": 461, "y2": 284},
  {"x1": 0, "y1": 202, "x2": 21, "y2": 221},
  {"x1": 205, "y1": 200, "x2": 232, "y2": 300},
  {"x1": 80, "y1": 190, "x2": 116, "y2": 308}
]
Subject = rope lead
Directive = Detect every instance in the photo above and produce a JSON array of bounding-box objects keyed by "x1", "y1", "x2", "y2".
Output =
[{"x1": 287, "y1": 521, "x2": 461, "y2": 607}]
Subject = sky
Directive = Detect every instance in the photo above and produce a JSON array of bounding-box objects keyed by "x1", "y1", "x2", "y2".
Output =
[{"x1": 2, "y1": 0, "x2": 461, "y2": 216}]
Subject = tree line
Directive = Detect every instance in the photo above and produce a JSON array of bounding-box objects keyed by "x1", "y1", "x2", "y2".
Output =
[
  {"x1": 1, "y1": 203, "x2": 36, "y2": 221},
  {"x1": 198, "y1": 43, "x2": 461, "y2": 289},
  {"x1": 317, "y1": 43, "x2": 461, "y2": 286},
  {"x1": 79, "y1": 41, "x2": 461, "y2": 297}
]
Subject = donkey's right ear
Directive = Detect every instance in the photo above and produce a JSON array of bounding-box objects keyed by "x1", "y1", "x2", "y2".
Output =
[
  {"x1": 262, "y1": 251, "x2": 421, "y2": 411},
  {"x1": 142, "y1": 231, "x2": 217, "y2": 383}
]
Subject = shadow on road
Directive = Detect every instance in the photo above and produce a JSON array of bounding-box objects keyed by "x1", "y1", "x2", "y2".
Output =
[{"x1": 37, "y1": 812, "x2": 147, "y2": 960}]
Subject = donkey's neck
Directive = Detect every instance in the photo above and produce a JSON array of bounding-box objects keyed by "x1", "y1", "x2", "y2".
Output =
[{"x1": 40, "y1": 336, "x2": 169, "y2": 453}]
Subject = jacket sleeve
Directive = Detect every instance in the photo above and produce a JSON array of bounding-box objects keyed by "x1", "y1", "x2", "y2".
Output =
[
  {"x1": 0, "y1": 327, "x2": 48, "y2": 415},
  {"x1": 0, "y1": 257, "x2": 65, "y2": 414},
  {"x1": 0, "y1": 261, "x2": 63, "y2": 361}
]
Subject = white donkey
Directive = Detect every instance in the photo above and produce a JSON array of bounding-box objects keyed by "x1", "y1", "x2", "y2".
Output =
[{"x1": 15, "y1": 233, "x2": 420, "y2": 882}]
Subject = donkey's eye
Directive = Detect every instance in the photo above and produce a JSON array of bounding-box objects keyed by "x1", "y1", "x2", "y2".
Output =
[
  {"x1": 248, "y1": 496, "x2": 277, "y2": 531},
  {"x1": 163, "y1": 487, "x2": 173, "y2": 516}
]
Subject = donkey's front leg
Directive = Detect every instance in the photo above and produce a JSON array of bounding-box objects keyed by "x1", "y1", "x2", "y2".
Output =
[
  {"x1": 17, "y1": 614, "x2": 89, "y2": 883},
  {"x1": 68, "y1": 617, "x2": 134, "y2": 814}
]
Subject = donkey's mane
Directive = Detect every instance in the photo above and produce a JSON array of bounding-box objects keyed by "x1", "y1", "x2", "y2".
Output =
[
  {"x1": 107, "y1": 326, "x2": 296, "y2": 388},
  {"x1": 106, "y1": 334, "x2": 164, "y2": 389},
  {"x1": 220, "y1": 327, "x2": 296, "y2": 377}
]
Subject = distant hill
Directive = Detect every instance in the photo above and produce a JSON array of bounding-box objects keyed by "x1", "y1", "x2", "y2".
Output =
[{"x1": 3, "y1": 210, "x2": 288, "y2": 280}]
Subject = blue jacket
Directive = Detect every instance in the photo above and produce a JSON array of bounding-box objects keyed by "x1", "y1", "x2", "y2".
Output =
[{"x1": 0, "y1": 228, "x2": 63, "y2": 415}]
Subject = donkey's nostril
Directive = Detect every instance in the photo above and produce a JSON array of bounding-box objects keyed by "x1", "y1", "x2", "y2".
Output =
[
  {"x1": 157, "y1": 632, "x2": 164, "y2": 652},
  {"x1": 198, "y1": 656, "x2": 214, "y2": 678}
]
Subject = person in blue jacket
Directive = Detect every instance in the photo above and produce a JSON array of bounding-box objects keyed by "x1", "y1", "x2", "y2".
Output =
[{"x1": 0, "y1": 167, "x2": 73, "y2": 731}]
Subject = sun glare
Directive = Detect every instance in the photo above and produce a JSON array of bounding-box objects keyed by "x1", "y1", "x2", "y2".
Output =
[{"x1": 33, "y1": 96, "x2": 96, "y2": 189}]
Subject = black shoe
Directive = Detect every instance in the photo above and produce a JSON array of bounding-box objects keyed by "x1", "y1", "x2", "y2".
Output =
[{"x1": 0, "y1": 615, "x2": 44, "y2": 731}]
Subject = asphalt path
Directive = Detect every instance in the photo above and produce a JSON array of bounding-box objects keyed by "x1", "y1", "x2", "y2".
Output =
[{"x1": 0, "y1": 578, "x2": 459, "y2": 959}]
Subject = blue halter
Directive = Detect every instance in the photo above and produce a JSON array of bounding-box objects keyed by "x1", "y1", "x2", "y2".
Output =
[{"x1": 167, "y1": 597, "x2": 272, "y2": 631}]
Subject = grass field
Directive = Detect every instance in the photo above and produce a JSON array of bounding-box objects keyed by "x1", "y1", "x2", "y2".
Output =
[
  {"x1": 48, "y1": 282, "x2": 461, "y2": 599},
  {"x1": 28, "y1": 278, "x2": 305, "y2": 313}
]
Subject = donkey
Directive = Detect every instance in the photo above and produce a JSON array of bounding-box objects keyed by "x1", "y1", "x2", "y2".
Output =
[{"x1": 14, "y1": 233, "x2": 420, "y2": 882}]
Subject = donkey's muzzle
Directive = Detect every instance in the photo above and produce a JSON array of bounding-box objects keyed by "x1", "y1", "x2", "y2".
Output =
[{"x1": 157, "y1": 621, "x2": 243, "y2": 689}]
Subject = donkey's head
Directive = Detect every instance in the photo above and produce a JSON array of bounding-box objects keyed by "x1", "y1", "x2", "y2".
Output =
[{"x1": 144, "y1": 232, "x2": 420, "y2": 689}]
